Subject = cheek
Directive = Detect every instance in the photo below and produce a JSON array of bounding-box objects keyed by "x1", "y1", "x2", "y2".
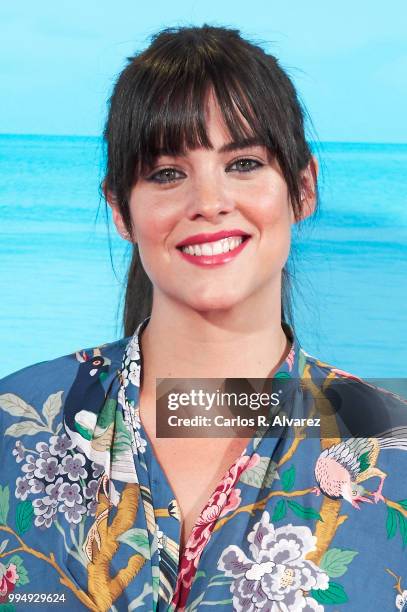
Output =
[
  {"x1": 130, "y1": 199, "x2": 178, "y2": 245},
  {"x1": 244, "y1": 182, "x2": 292, "y2": 266},
  {"x1": 243, "y1": 179, "x2": 291, "y2": 228}
]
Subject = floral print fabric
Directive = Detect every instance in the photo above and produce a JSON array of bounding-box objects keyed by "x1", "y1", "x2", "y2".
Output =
[{"x1": 1, "y1": 317, "x2": 407, "y2": 611}]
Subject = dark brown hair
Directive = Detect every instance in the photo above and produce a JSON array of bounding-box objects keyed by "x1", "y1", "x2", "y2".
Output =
[{"x1": 103, "y1": 24, "x2": 317, "y2": 336}]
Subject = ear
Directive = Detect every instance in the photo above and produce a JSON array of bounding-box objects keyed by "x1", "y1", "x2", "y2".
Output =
[
  {"x1": 290, "y1": 155, "x2": 319, "y2": 223},
  {"x1": 103, "y1": 181, "x2": 134, "y2": 243}
]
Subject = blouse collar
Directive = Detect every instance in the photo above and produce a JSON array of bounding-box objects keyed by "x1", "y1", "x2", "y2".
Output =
[{"x1": 120, "y1": 316, "x2": 305, "y2": 392}]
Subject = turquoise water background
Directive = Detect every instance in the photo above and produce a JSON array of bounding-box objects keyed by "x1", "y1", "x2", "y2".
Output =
[{"x1": 1, "y1": 135, "x2": 406, "y2": 379}]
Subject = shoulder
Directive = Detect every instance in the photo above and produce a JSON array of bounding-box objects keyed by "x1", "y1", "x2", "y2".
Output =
[
  {"x1": 300, "y1": 349, "x2": 407, "y2": 436},
  {"x1": 0, "y1": 336, "x2": 129, "y2": 432},
  {"x1": 0, "y1": 336, "x2": 129, "y2": 393}
]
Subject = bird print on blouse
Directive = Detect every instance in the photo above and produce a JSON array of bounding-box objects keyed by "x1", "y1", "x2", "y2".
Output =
[
  {"x1": 63, "y1": 349, "x2": 111, "y2": 462},
  {"x1": 313, "y1": 435, "x2": 407, "y2": 509}
]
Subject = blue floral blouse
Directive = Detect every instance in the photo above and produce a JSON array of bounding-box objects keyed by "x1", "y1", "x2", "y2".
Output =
[{"x1": 1, "y1": 317, "x2": 407, "y2": 612}]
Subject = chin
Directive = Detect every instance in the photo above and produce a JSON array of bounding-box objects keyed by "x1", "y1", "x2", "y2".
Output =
[{"x1": 184, "y1": 291, "x2": 245, "y2": 313}]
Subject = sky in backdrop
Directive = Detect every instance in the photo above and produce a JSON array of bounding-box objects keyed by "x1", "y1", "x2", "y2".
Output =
[{"x1": 1, "y1": 1, "x2": 407, "y2": 142}]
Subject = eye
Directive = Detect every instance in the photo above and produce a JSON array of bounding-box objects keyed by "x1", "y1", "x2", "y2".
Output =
[
  {"x1": 147, "y1": 167, "x2": 185, "y2": 184},
  {"x1": 226, "y1": 158, "x2": 263, "y2": 173}
]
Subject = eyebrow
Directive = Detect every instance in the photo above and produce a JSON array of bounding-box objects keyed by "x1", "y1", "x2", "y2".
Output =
[{"x1": 217, "y1": 137, "x2": 265, "y2": 153}]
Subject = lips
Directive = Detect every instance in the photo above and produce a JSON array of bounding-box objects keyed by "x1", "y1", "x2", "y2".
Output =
[
  {"x1": 177, "y1": 234, "x2": 251, "y2": 267},
  {"x1": 175, "y1": 229, "x2": 250, "y2": 248}
]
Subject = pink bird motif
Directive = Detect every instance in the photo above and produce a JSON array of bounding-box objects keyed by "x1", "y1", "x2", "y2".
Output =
[{"x1": 313, "y1": 430, "x2": 407, "y2": 509}]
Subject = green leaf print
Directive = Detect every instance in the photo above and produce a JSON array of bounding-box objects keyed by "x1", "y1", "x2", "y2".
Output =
[
  {"x1": 396, "y1": 510, "x2": 407, "y2": 548},
  {"x1": 0, "y1": 604, "x2": 16, "y2": 611},
  {"x1": 386, "y1": 506, "x2": 399, "y2": 539},
  {"x1": 397, "y1": 499, "x2": 407, "y2": 510},
  {"x1": 117, "y1": 527, "x2": 151, "y2": 559},
  {"x1": 358, "y1": 451, "x2": 370, "y2": 473},
  {"x1": 280, "y1": 465, "x2": 295, "y2": 492},
  {"x1": 287, "y1": 500, "x2": 323, "y2": 521},
  {"x1": 97, "y1": 399, "x2": 117, "y2": 429},
  {"x1": 15, "y1": 500, "x2": 34, "y2": 535},
  {"x1": 8, "y1": 554, "x2": 29, "y2": 586},
  {"x1": 271, "y1": 499, "x2": 286, "y2": 522},
  {"x1": 310, "y1": 581, "x2": 348, "y2": 604},
  {"x1": 194, "y1": 570, "x2": 206, "y2": 580},
  {"x1": 0, "y1": 485, "x2": 10, "y2": 525},
  {"x1": 112, "y1": 411, "x2": 133, "y2": 461},
  {"x1": 320, "y1": 548, "x2": 358, "y2": 578},
  {"x1": 152, "y1": 575, "x2": 160, "y2": 593}
]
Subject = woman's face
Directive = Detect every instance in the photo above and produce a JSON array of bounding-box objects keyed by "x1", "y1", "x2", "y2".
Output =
[{"x1": 111, "y1": 94, "x2": 315, "y2": 314}]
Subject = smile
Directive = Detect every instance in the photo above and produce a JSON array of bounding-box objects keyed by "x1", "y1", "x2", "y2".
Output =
[{"x1": 176, "y1": 235, "x2": 250, "y2": 267}]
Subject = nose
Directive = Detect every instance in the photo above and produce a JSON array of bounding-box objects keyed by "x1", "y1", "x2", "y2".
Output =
[{"x1": 186, "y1": 177, "x2": 235, "y2": 221}]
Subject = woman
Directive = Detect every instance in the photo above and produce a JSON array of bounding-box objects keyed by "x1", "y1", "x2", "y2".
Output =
[{"x1": 1, "y1": 24, "x2": 407, "y2": 612}]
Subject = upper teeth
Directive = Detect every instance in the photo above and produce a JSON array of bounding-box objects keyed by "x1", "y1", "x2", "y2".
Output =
[{"x1": 181, "y1": 236, "x2": 244, "y2": 256}]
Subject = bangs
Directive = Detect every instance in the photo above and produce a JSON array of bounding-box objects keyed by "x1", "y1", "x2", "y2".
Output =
[
  {"x1": 125, "y1": 44, "x2": 280, "y2": 178},
  {"x1": 105, "y1": 25, "x2": 310, "y2": 216}
]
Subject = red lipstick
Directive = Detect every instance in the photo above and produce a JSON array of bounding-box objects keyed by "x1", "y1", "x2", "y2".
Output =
[
  {"x1": 176, "y1": 232, "x2": 251, "y2": 267},
  {"x1": 176, "y1": 229, "x2": 249, "y2": 248}
]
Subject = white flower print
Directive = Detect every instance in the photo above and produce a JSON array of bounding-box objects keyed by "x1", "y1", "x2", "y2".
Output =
[
  {"x1": 15, "y1": 476, "x2": 30, "y2": 500},
  {"x1": 128, "y1": 361, "x2": 140, "y2": 387},
  {"x1": 28, "y1": 477, "x2": 45, "y2": 494},
  {"x1": 396, "y1": 590, "x2": 407, "y2": 611},
  {"x1": 121, "y1": 368, "x2": 130, "y2": 387},
  {"x1": 59, "y1": 501, "x2": 87, "y2": 525},
  {"x1": 120, "y1": 376, "x2": 147, "y2": 456},
  {"x1": 217, "y1": 510, "x2": 329, "y2": 611},
  {"x1": 21, "y1": 454, "x2": 37, "y2": 477},
  {"x1": 12, "y1": 440, "x2": 25, "y2": 463},
  {"x1": 91, "y1": 461, "x2": 104, "y2": 479},
  {"x1": 58, "y1": 482, "x2": 83, "y2": 507},
  {"x1": 33, "y1": 455, "x2": 60, "y2": 482},
  {"x1": 156, "y1": 528, "x2": 164, "y2": 550},
  {"x1": 60, "y1": 453, "x2": 87, "y2": 481},
  {"x1": 44, "y1": 477, "x2": 64, "y2": 506},
  {"x1": 15, "y1": 432, "x2": 95, "y2": 530},
  {"x1": 32, "y1": 497, "x2": 58, "y2": 529},
  {"x1": 49, "y1": 434, "x2": 73, "y2": 458},
  {"x1": 125, "y1": 333, "x2": 141, "y2": 362}
]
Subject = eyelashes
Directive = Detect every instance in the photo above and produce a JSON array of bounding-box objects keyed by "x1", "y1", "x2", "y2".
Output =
[
  {"x1": 226, "y1": 159, "x2": 263, "y2": 174},
  {"x1": 148, "y1": 168, "x2": 183, "y2": 184},
  {"x1": 146, "y1": 158, "x2": 264, "y2": 184}
]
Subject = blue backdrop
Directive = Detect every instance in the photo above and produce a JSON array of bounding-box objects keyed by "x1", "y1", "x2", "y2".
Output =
[{"x1": 1, "y1": 2, "x2": 406, "y2": 378}]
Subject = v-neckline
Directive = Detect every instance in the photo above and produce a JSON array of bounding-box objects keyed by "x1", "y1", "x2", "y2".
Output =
[
  {"x1": 119, "y1": 314, "x2": 301, "y2": 501},
  {"x1": 118, "y1": 315, "x2": 303, "y2": 593},
  {"x1": 135, "y1": 399, "x2": 255, "y2": 556}
]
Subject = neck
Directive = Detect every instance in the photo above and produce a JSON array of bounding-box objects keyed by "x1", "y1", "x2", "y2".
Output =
[{"x1": 138, "y1": 285, "x2": 291, "y2": 398}]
